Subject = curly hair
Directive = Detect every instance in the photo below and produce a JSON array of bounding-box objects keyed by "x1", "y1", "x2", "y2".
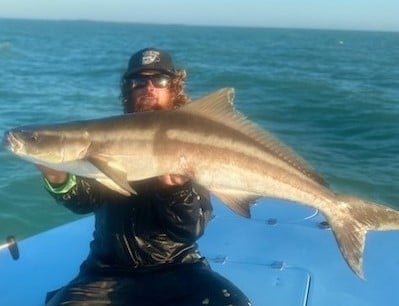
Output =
[{"x1": 120, "y1": 69, "x2": 191, "y2": 113}]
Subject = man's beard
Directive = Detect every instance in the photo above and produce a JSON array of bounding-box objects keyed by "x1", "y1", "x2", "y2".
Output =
[{"x1": 134, "y1": 95, "x2": 163, "y2": 112}]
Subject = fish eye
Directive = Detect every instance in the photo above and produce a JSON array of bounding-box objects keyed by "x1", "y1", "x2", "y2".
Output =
[{"x1": 30, "y1": 133, "x2": 39, "y2": 142}]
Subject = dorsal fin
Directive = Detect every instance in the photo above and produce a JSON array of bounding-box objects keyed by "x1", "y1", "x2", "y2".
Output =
[
  {"x1": 180, "y1": 87, "x2": 237, "y2": 121},
  {"x1": 180, "y1": 88, "x2": 328, "y2": 187}
]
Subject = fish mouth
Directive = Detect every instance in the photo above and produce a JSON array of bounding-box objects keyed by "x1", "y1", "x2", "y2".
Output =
[{"x1": 3, "y1": 130, "x2": 25, "y2": 154}]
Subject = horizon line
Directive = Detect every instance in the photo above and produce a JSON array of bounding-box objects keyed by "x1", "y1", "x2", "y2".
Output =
[{"x1": 1, "y1": 16, "x2": 398, "y2": 34}]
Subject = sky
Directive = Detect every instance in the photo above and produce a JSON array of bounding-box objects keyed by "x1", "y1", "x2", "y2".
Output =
[{"x1": 1, "y1": 0, "x2": 399, "y2": 32}]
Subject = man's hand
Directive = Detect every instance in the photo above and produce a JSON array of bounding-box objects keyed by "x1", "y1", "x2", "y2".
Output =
[
  {"x1": 158, "y1": 174, "x2": 189, "y2": 187},
  {"x1": 36, "y1": 165, "x2": 68, "y2": 185}
]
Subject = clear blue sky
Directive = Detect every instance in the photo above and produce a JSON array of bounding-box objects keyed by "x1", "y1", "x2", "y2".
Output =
[{"x1": 1, "y1": 0, "x2": 398, "y2": 32}]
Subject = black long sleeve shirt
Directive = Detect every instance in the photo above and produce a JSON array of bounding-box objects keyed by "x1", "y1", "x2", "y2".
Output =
[{"x1": 46, "y1": 176, "x2": 213, "y2": 274}]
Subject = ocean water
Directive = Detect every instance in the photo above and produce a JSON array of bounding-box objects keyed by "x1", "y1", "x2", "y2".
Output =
[{"x1": 0, "y1": 18, "x2": 398, "y2": 241}]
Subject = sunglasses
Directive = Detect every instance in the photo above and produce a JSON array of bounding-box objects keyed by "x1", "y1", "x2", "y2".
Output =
[{"x1": 128, "y1": 74, "x2": 171, "y2": 89}]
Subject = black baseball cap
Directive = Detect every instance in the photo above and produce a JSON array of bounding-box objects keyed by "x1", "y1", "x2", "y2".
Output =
[{"x1": 125, "y1": 48, "x2": 176, "y2": 77}]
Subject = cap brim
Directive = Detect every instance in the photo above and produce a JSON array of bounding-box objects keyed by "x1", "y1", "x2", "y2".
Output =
[{"x1": 125, "y1": 68, "x2": 176, "y2": 77}]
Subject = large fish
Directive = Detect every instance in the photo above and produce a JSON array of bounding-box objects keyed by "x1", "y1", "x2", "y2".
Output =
[{"x1": 3, "y1": 88, "x2": 399, "y2": 278}]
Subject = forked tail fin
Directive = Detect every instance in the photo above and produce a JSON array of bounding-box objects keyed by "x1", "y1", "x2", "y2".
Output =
[{"x1": 327, "y1": 195, "x2": 399, "y2": 279}]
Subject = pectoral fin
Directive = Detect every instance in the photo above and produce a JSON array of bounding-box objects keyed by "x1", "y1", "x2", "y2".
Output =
[
  {"x1": 210, "y1": 188, "x2": 259, "y2": 218},
  {"x1": 87, "y1": 155, "x2": 137, "y2": 195}
]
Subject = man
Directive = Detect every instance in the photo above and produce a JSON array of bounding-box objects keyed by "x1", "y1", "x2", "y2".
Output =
[{"x1": 41, "y1": 48, "x2": 251, "y2": 306}]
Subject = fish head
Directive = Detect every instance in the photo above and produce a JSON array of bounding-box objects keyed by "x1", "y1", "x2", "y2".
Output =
[{"x1": 3, "y1": 126, "x2": 90, "y2": 166}]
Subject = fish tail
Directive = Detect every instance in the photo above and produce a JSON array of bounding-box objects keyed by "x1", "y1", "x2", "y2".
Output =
[{"x1": 326, "y1": 194, "x2": 399, "y2": 279}]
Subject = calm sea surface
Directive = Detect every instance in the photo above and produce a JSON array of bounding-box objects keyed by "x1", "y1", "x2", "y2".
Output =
[{"x1": 0, "y1": 18, "x2": 398, "y2": 240}]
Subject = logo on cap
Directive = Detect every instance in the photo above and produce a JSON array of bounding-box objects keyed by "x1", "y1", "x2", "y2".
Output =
[{"x1": 142, "y1": 50, "x2": 160, "y2": 65}]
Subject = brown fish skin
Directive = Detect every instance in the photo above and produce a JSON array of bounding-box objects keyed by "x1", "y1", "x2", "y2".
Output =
[{"x1": 4, "y1": 88, "x2": 399, "y2": 279}]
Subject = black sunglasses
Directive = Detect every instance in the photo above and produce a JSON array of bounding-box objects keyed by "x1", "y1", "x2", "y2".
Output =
[{"x1": 128, "y1": 74, "x2": 171, "y2": 89}]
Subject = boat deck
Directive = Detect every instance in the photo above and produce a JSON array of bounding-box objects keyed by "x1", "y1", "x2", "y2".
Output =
[{"x1": 1, "y1": 197, "x2": 399, "y2": 305}]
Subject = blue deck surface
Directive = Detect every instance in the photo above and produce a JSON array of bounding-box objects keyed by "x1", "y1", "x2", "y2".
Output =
[{"x1": 1, "y1": 197, "x2": 399, "y2": 305}]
